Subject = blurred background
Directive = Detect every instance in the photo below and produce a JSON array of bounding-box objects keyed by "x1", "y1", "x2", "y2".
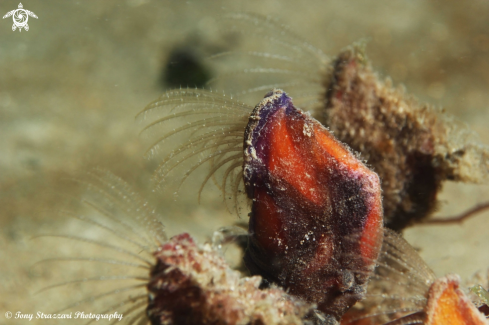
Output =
[{"x1": 1, "y1": 0, "x2": 489, "y2": 323}]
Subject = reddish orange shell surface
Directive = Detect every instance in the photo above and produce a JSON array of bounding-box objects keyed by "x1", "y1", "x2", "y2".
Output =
[
  {"x1": 426, "y1": 275, "x2": 488, "y2": 325},
  {"x1": 242, "y1": 89, "x2": 384, "y2": 319}
]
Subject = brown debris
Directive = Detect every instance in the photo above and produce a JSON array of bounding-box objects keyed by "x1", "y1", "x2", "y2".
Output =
[{"x1": 322, "y1": 45, "x2": 489, "y2": 230}]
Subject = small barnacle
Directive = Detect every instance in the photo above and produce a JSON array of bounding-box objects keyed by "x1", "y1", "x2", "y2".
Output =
[
  {"x1": 210, "y1": 13, "x2": 489, "y2": 231},
  {"x1": 341, "y1": 229, "x2": 489, "y2": 325},
  {"x1": 424, "y1": 276, "x2": 489, "y2": 325}
]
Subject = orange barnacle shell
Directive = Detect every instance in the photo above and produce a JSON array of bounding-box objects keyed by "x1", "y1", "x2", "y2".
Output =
[
  {"x1": 243, "y1": 89, "x2": 384, "y2": 319},
  {"x1": 425, "y1": 275, "x2": 488, "y2": 325}
]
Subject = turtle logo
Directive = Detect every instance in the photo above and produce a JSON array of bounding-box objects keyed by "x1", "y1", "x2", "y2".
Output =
[{"x1": 3, "y1": 3, "x2": 38, "y2": 32}]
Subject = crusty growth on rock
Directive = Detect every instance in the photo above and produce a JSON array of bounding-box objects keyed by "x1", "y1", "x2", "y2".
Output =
[
  {"x1": 147, "y1": 232, "x2": 314, "y2": 325},
  {"x1": 323, "y1": 46, "x2": 489, "y2": 230}
]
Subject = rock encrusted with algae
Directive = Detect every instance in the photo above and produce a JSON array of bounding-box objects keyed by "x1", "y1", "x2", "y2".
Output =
[
  {"x1": 323, "y1": 45, "x2": 489, "y2": 230},
  {"x1": 147, "y1": 233, "x2": 316, "y2": 325}
]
